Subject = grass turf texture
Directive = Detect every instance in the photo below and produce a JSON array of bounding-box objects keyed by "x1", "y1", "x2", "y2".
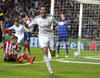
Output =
[{"x1": 0, "y1": 47, "x2": 100, "y2": 78}]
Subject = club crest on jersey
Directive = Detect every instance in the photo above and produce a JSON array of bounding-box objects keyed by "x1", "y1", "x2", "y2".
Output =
[{"x1": 48, "y1": 21, "x2": 50, "y2": 24}]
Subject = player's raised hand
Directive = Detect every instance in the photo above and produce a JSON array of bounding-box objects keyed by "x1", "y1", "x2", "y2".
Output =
[{"x1": 23, "y1": 18, "x2": 27, "y2": 23}]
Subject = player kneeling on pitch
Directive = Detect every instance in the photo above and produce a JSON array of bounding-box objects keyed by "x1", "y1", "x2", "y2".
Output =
[{"x1": 0, "y1": 36, "x2": 35, "y2": 63}]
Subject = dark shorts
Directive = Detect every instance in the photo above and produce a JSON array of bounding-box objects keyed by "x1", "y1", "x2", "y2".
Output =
[
  {"x1": 58, "y1": 33, "x2": 68, "y2": 42},
  {"x1": 58, "y1": 36, "x2": 67, "y2": 42},
  {"x1": 0, "y1": 28, "x2": 2, "y2": 42},
  {"x1": 0, "y1": 16, "x2": 5, "y2": 21},
  {"x1": 24, "y1": 32, "x2": 31, "y2": 42},
  {"x1": 4, "y1": 54, "x2": 18, "y2": 62}
]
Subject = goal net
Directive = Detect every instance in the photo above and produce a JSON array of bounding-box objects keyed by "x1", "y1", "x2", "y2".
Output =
[{"x1": 51, "y1": 0, "x2": 100, "y2": 63}]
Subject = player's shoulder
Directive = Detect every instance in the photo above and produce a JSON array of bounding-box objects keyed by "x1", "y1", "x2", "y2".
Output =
[
  {"x1": 5, "y1": 41, "x2": 10, "y2": 45},
  {"x1": 19, "y1": 24, "x2": 24, "y2": 27},
  {"x1": 34, "y1": 15, "x2": 41, "y2": 19},
  {"x1": 60, "y1": 19, "x2": 67, "y2": 22},
  {"x1": 12, "y1": 24, "x2": 16, "y2": 27},
  {"x1": 3, "y1": 41, "x2": 8, "y2": 44},
  {"x1": 20, "y1": 24, "x2": 23, "y2": 26}
]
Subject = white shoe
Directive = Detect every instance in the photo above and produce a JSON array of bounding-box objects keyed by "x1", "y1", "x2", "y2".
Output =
[{"x1": 48, "y1": 68, "x2": 54, "y2": 75}]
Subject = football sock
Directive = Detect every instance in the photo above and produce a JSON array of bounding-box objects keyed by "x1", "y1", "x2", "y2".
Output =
[
  {"x1": 44, "y1": 54, "x2": 51, "y2": 69},
  {"x1": 24, "y1": 44, "x2": 27, "y2": 52},
  {"x1": 66, "y1": 45, "x2": 69, "y2": 55},
  {"x1": 57, "y1": 46, "x2": 60, "y2": 55},
  {"x1": 23, "y1": 54, "x2": 30, "y2": 61},
  {"x1": 27, "y1": 44, "x2": 31, "y2": 54}
]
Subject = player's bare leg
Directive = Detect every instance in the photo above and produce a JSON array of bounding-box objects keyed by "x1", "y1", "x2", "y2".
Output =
[
  {"x1": 42, "y1": 47, "x2": 54, "y2": 75},
  {"x1": 18, "y1": 52, "x2": 35, "y2": 63},
  {"x1": 0, "y1": 21, "x2": 5, "y2": 41}
]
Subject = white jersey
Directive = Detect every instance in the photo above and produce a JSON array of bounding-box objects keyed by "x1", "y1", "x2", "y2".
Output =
[
  {"x1": 9, "y1": 24, "x2": 25, "y2": 38},
  {"x1": 29, "y1": 15, "x2": 57, "y2": 36}
]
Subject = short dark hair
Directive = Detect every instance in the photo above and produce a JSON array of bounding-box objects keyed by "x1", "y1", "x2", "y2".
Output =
[
  {"x1": 40, "y1": 5, "x2": 46, "y2": 9},
  {"x1": 12, "y1": 36, "x2": 18, "y2": 40},
  {"x1": 14, "y1": 19, "x2": 19, "y2": 23}
]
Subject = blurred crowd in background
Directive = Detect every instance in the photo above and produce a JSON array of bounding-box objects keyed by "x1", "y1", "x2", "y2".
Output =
[{"x1": 0, "y1": 0, "x2": 100, "y2": 40}]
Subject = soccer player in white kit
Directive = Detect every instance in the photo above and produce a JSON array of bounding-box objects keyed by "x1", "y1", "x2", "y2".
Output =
[
  {"x1": 24, "y1": 5, "x2": 57, "y2": 74},
  {"x1": 6, "y1": 20, "x2": 26, "y2": 51}
]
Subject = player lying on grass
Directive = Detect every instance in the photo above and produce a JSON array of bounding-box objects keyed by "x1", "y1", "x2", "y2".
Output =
[{"x1": 0, "y1": 36, "x2": 35, "y2": 63}]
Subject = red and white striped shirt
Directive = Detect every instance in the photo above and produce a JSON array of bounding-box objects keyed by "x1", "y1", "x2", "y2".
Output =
[{"x1": 1, "y1": 41, "x2": 20, "y2": 57}]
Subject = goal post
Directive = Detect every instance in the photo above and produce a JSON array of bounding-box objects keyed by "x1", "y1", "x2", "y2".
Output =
[
  {"x1": 74, "y1": 0, "x2": 100, "y2": 4},
  {"x1": 48, "y1": 0, "x2": 55, "y2": 61},
  {"x1": 50, "y1": 0, "x2": 55, "y2": 15},
  {"x1": 78, "y1": 3, "x2": 83, "y2": 57},
  {"x1": 50, "y1": 0, "x2": 100, "y2": 62},
  {"x1": 73, "y1": 0, "x2": 100, "y2": 57}
]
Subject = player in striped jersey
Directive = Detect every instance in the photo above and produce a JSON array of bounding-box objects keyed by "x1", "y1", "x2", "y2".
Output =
[{"x1": 0, "y1": 36, "x2": 35, "y2": 63}]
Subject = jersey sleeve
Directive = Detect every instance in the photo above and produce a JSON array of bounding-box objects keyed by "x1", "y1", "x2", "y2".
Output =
[
  {"x1": 28, "y1": 18, "x2": 37, "y2": 28},
  {"x1": 21, "y1": 25, "x2": 26, "y2": 32},
  {"x1": 8, "y1": 25, "x2": 15, "y2": 30},
  {"x1": 52, "y1": 16, "x2": 60, "y2": 26},
  {"x1": 52, "y1": 16, "x2": 57, "y2": 24},
  {"x1": 1, "y1": 42, "x2": 7, "y2": 48}
]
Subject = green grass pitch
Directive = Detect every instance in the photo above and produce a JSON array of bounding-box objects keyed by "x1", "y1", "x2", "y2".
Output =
[{"x1": 0, "y1": 47, "x2": 100, "y2": 78}]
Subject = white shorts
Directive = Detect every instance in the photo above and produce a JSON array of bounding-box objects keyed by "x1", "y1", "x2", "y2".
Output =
[
  {"x1": 16, "y1": 35, "x2": 24, "y2": 44},
  {"x1": 39, "y1": 35, "x2": 55, "y2": 51}
]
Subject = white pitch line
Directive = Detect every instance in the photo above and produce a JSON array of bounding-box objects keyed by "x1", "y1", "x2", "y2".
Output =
[
  {"x1": 11, "y1": 61, "x2": 45, "y2": 66},
  {"x1": 54, "y1": 59, "x2": 100, "y2": 65},
  {"x1": 1, "y1": 57, "x2": 100, "y2": 67},
  {"x1": 0, "y1": 61, "x2": 45, "y2": 67},
  {"x1": 83, "y1": 57, "x2": 100, "y2": 60}
]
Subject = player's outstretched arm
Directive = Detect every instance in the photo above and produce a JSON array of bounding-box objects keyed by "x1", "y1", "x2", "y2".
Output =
[
  {"x1": 24, "y1": 22, "x2": 29, "y2": 29},
  {"x1": 57, "y1": 20, "x2": 71, "y2": 26},
  {"x1": 23, "y1": 19, "x2": 37, "y2": 33},
  {"x1": 23, "y1": 23, "x2": 31, "y2": 32},
  {"x1": 4, "y1": 24, "x2": 14, "y2": 33},
  {"x1": 64, "y1": 20, "x2": 71, "y2": 24}
]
